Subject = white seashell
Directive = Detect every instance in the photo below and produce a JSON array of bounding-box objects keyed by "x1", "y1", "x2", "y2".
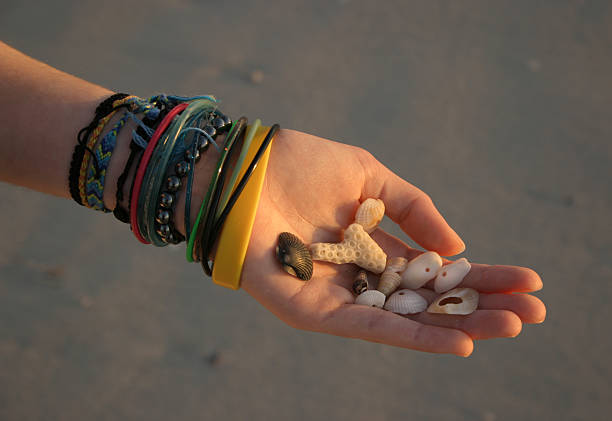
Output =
[
  {"x1": 385, "y1": 257, "x2": 408, "y2": 274},
  {"x1": 433, "y1": 258, "x2": 471, "y2": 293},
  {"x1": 355, "y1": 290, "x2": 386, "y2": 308},
  {"x1": 354, "y1": 198, "x2": 385, "y2": 233},
  {"x1": 377, "y1": 271, "x2": 401, "y2": 296},
  {"x1": 427, "y1": 288, "x2": 479, "y2": 315},
  {"x1": 309, "y1": 223, "x2": 387, "y2": 273},
  {"x1": 400, "y1": 251, "x2": 443, "y2": 289},
  {"x1": 384, "y1": 289, "x2": 428, "y2": 314}
]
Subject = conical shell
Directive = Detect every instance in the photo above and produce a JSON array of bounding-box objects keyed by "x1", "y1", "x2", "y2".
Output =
[
  {"x1": 352, "y1": 270, "x2": 369, "y2": 295},
  {"x1": 385, "y1": 257, "x2": 408, "y2": 274},
  {"x1": 384, "y1": 289, "x2": 428, "y2": 314},
  {"x1": 400, "y1": 251, "x2": 443, "y2": 289},
  {"x1": 309, "y1": 224, "x2": 387, "y2": 273},
  {"x1": 427, "y1": 288, "x2": 479, "y2": 315},
  {"x1": 377, "y1": 271, "x2": 401, "y2": 296},
  {"x1": 276, "y1": 232, "x2": 313, "y2": 280},
  {"x1": 355, "y1": 290, "x2": 386, "y2": 308},
  {"x1": 433, "y1": 258, "x2": 471, "y2": 293},
  {"x1": 354, "y1": 198, "x2": 385, "y2": 233}
]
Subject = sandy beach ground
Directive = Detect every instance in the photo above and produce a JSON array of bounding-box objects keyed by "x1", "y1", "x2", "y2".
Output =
[{"x1": 1, "y1": 1, "x2": 611, "y2": 420}]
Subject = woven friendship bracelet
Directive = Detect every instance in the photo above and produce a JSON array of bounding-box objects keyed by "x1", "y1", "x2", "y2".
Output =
[
  {"x1": 78, "y1": 95, "x2": 137, "y2": 204},
  {"x1": 84, "y1": 99, "x2": 159, "y2": 212},
  {"x1": 69, "y1": 93, "x2": 130, "y2": 205}
]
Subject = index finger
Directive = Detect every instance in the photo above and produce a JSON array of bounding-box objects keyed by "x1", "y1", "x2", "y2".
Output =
[{"x1": 360, "y1": 153, "x2": 465, "y2": 256}]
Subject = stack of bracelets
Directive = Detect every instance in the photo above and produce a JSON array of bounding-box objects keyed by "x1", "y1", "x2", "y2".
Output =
[{"x1": 68, "y1": 93, "x2": 279, "y2": 289}]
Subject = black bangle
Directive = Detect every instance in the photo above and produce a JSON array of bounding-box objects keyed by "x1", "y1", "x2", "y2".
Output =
[
  {"x1": 199, "y1": 124, "x2": 280, "y2": 276},
  {"x1": 192, "y1": 117, "x2": 248, "y2": 263}
]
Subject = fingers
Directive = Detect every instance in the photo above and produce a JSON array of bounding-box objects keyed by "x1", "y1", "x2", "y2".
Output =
[
  {"x1": 361, "y1": 154, "x2": 464, "y2": 256},
  {"x1": 407, "y1": 310, "x2": 522, "y2": 340},
  {"x1": 455, "y1": 264, "x2": 544, "y2": 293},
  {"x1": 321, "y1": 304, "x2": 474, "y2": 357},
  {"x1": 371, "y1": 230, "x2": 544, "y2": 294},
  {"x1": 478, "y1": 293, "x2": 546, "y2": 324}
]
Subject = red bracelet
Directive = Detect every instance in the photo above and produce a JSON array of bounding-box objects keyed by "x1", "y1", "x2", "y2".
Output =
[{"x1": 130, "y1": 102, "x2": 189, "y2": 244}]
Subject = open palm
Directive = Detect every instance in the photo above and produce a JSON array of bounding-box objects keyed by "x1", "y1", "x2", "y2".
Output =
[{"x1": 241, "y1": 129, "x2": 545, "y2": 356}]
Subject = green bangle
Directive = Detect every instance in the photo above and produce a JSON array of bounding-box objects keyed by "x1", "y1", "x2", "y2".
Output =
[
  {"x1": 215, "y1": 119, "x2": 260, "y2": 220},
  {"x1": 185, "y1": 119, "x2": 243, "y2": 262}
]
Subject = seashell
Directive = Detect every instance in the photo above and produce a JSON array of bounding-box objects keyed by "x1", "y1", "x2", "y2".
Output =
[
  {"x1": 354, "y1": 198, "x2": 385, "y2": 233},
  {"x1": 310, "y1": 223, "x2": 387, "y2": 273},
  {"x1": 377, "y1": 271, "x2": 401, "y2": 296},
  {"x1": 355, "y1": 290, "x2": 386, "y2": 308},
  {"x1": 385, "y1": 257, "x2": 408, "y2": 274},
  {"x1": 276, "y1": 232, "x2": 313, "y2": 280},
  {"x1": 352, "y1": 270, "x2": 369, "y2": 295},
  {"x1": 427, "y1": 287, "x2": 479, "y2": 315},
  {"x1": 433, "y1": 258, "x2": 471, "y2": 293},
  {"x1": 384, "y1": 289, "x2": 428, "y2": 314},
  {"x1": 400, "y1": 251, "x2": 443, "y2": 289}
]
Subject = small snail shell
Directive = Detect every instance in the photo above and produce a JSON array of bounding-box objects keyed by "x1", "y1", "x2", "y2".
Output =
[
  {"x1": 352, "y1": 270, "x2": 369, "y2": 295},
  {"x1": 385, "y1": 257, "x2": 408, "y2": 274},
  {"x1": 377, "y1": 271, "x2": 401, "y2": 296}
]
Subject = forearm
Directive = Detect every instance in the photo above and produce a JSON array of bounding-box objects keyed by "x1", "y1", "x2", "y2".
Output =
[
  {"x1": 0, "y1": 41, "x2": 113, "y2": 198},
  {"x1": 0, "y1": 41, "x2": 222, "y2": 237}
]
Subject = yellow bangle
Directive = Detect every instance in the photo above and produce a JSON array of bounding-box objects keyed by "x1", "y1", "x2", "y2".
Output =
[{"x1": 211, "y1": 125, "x2": 275, "y2": 289}]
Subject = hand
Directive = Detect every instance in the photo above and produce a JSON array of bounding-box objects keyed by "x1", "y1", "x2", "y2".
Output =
[{"x1": 241, "y1": 129, "x2": 546, "y2": 356}]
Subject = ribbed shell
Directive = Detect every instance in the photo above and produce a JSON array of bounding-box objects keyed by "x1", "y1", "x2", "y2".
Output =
[
  {"x1": 384, "y1": 289, "x2": 428, "y2": 314},
  {"x1": 352, "y1": 270, "x2": 369, "y2": 295},
  {"x1": 377, "y1": 271, "x2": 401, "y2": 296},
  {"x1": 276, "y1": 232, "x2": 313, "y2": 280},
  {"x1": 433, "y1": 258, "x2": 471, "y2": 293},
  {"x1": 427, "y1": 287, "x2": 479, "y2": 315},
  {"x1": 354, "y1": 198, "x2": 385, "y2": 233},
  {"x1": 400, "y1": 251, "x2": 443, "y2": 289},
  {"x1": 355, "y1": 290, "x2": 386, "y2": 308}
]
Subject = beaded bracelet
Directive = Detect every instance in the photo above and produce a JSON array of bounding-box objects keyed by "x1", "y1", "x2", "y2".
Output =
[
  {"x1": 183, "y1": 114, "x2": 231, "y2": 240},
  {"x1": 139, "y1": 99, "x2": 220, "y2": 246},
  {"x1": 130, "y1": 103, "x2": 189, "y2": 244},
  {"x1": 156, "y1": 108, "x2": 231, "y2": 244},
  {"x1": 200, "y1": 124, "x2": 279, "y2": 276}
]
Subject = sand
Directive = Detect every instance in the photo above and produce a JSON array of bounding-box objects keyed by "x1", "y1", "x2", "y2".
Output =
[{"x1": 1, "y1": 1, "x2": 611, "y2": 420}]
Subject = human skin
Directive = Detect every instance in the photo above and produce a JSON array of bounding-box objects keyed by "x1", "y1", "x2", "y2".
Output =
[{"x1": 0, "y1": 41, "x2": 546, "y2": 357}]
